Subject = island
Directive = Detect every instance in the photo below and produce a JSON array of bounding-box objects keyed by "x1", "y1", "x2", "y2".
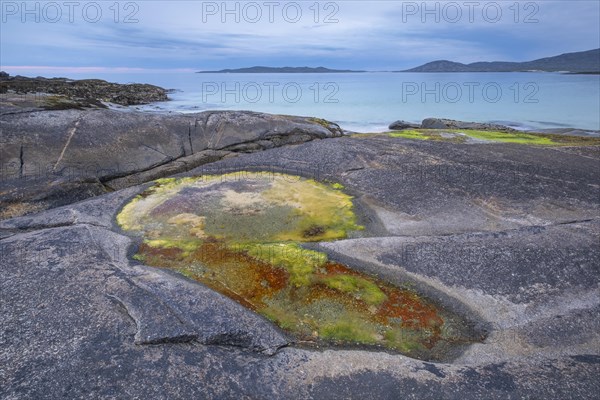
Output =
[
  {"x1": 399, "y1": 48, "x2": 600, "y2": 73},
  {"x1": 197, "y1": 66, "x2": 365, "y2": 73}
]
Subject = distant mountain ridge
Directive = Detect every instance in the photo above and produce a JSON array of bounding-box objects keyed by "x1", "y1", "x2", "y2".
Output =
[
  {"x1": 401, "y1": 49, "x2": 600, "y2": 73},
  {"x1": 197, "y1": 66, "x2": 365, "y2": 73}
]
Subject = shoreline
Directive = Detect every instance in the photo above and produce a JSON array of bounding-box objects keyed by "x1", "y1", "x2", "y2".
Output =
[
  {"x1": 2, "y1": 72, "x2": 599, "y2": 135},
  {"x1": 3, "y1": 89, "x2": 598, "y2": 137},
  {"x1": 121, "y1": 99, "x2": 600, "y2": 136},
  {"x1": 128, "y1": 100, "x2": 600, "y2": 137}
]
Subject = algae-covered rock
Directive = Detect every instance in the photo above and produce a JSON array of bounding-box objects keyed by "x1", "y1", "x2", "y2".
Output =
[{"x1": 117, "y1": 172, "x2": 480, "y2": 360}]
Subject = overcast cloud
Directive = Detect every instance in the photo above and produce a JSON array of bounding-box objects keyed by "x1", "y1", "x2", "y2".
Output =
[{"x1": 1, "y1": 0, "x2": 599, "y2": 75}]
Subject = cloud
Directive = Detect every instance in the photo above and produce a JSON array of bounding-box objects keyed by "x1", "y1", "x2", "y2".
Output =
[
  {"x1": 2, "y1": 66, "x2": 195, "y2": 73},
  {"x1": 1, "y1": 0, "x2": 598, "y2": 72}
]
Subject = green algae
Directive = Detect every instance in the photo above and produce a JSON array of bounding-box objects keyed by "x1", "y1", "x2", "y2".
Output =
[
  {"x1": 117, "y1": 171, "x2": 476, "y2": 359},
  {"x1": 388, "y1": 130, "x2": 431, "y2": 141},
  {"x1": 320, "y1": 319, "x2": 380, "y2": 344},
  {"x1": 242, "y1": 243, "x2": 326, "y2": 287},
  {"x1": 388, "y1": 129, "x2": 600, "y2": 146},
  {"x1": 458, "y1": 129, "x2": 556, "y2": 144},
  {"x1": 322, "y1": 275, "x2": 387, "y2": 306}
]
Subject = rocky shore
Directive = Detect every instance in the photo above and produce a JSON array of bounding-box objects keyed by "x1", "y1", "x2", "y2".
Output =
[
  {"x1": 1, "y1": 87, "x2": 599, "y2": 399},
  {"x1": 0, "y1": 72, "x2": 169, "y2": 107},
  {"x1": 389, "y1": 118, "x2": 515, "y2": 131}
]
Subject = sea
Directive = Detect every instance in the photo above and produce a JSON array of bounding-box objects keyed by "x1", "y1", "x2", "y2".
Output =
[{"x1": 15, "y1": 71, "x2": 600, "y2": 132}]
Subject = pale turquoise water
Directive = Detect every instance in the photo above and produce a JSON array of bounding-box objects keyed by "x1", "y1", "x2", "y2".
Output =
[{"x1": 15, "y1": 71, "x2": 600, "y2": 131}]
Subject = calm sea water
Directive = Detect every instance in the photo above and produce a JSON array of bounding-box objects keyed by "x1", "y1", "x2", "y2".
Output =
[{"x1": 27, "y1": 71, "x2": 600, "y2": 132}]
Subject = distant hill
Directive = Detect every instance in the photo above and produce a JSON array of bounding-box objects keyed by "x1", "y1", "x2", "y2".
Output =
[
  {"x1": 197, "y1": 66, "x2": 365, "y2": 73},
  {"x1": 400, "y1": 49, "x2": 600, "y2": 73}
]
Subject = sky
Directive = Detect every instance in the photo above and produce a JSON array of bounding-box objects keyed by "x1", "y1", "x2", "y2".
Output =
[{"x1": 1, "y1": 0, "x2": 599, "y2": 76}]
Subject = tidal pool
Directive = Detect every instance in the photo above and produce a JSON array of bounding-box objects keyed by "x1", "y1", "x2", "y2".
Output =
[{"x1": 117, "y1": 172, "x2": 479, "y2": 360}]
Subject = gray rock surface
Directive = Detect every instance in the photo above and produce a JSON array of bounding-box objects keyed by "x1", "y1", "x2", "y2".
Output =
[
  {"x1": 1, "y1": 130, "x2": 598, "y2": 398},
  {"x1": 421, "y1": 118, "x2": 513, "y2": 131},
  {"x1": 388, "y1": 120, "x2": 420, "y2": 130},
  {"x1": 0, "y1": 109, "x2": 342, "y2": 218}
]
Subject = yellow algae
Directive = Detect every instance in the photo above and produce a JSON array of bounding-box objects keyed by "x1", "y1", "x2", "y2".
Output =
[
  {"x1": 262, "y1": 177, "x2": 360, "y2": 241},
  {"x1": 144, "y1": 238, "x2": 200, "y2": 256}
]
